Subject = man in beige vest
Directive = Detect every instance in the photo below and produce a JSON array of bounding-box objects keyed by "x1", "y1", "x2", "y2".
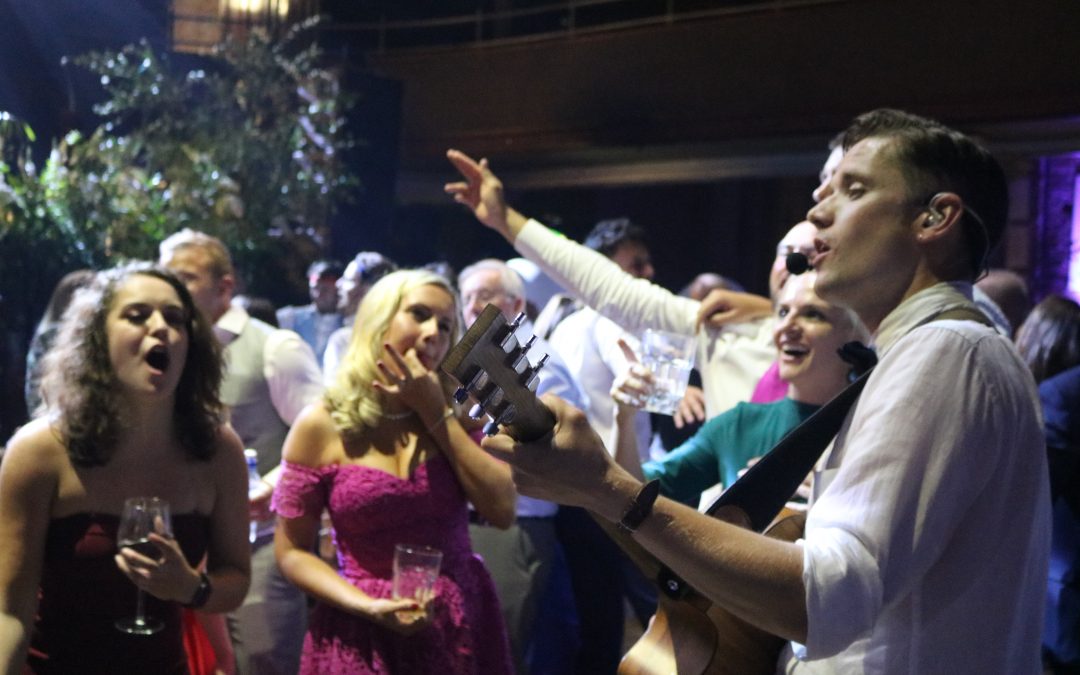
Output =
[{"x1": 161, "y1": 230, "x2": 323, "y2": 675}]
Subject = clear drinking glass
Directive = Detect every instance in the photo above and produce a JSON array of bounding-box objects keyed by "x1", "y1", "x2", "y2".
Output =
[
  {"x1": 392, "y1": 544, "x2": 442, "y2": 604},
  {"x1": 114, "y1": 496, "x2": 172, "y2": 635},
  {"x1": 640, "y1": 329, "x2": 697, "y2": 415}
]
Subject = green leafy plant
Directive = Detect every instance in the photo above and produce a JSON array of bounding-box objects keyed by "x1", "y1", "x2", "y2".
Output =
[
  {"x1": 68, "y1": 18, "x2": 355, "y2": 298},
  {"x1": 0, "y1": 19, "x2": 356, "y2": 427}
]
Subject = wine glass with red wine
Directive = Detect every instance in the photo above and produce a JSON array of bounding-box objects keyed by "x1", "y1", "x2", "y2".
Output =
[{"x1": 114, "y1": 496, "x2": 172, "y2": 635}]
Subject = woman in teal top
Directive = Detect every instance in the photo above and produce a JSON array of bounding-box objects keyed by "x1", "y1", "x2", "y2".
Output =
[{"x1": 614, "y1": 272, "x2": 868, "y2": 509}]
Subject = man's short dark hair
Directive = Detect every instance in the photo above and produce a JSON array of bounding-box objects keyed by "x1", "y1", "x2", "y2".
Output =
[
  {"x1": 842, "y1": 108, "x2": 1007, "y2": 278},
  {"x1": 350, "y1": 251, "x2": 398, "y2": 284},
  {"x1": 308, "y1": 259, "x2": 344, "y2": 280},
  {"x1": 584, "y1": 217, "x2": 649, "y2": 257}
]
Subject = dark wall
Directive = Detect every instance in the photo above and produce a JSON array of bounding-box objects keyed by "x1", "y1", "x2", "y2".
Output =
[
  {"x1": 392, "y1": 173, "x2": 819, "y2": 297},
  {"x1": 367, "y1": 0, "x2": 1080, "y2": 167},
  {"x1": 328, "y1": 69, "x2": 404, "y2": 262}
]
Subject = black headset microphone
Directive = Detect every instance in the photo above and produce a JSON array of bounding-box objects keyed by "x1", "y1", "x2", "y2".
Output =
[{"x1": 785, "y1": 252, "x2": 813, "y2": 275}]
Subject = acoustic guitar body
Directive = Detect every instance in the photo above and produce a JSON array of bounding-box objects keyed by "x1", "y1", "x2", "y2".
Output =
[{"x1": 619, "y1": 512, "x2": 806, "y2": 675}]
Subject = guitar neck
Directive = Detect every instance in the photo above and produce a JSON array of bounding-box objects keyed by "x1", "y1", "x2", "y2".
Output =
[{"x1": 442, "y1": 304, "x2": 556, "y2": 443}]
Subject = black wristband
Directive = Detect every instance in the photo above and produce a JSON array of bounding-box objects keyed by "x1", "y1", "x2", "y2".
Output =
[
  {"x1": 183, "y1": 571, "x2": 212, "y2": 609},
  {"x1": 617, "y1": 479, "x2": 661, "y2": 534}
]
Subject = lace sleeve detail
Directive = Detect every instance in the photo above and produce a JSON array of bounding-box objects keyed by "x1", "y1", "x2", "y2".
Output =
[{"x1": 272, "y1": 460, "x2": 333, "y2": 519}]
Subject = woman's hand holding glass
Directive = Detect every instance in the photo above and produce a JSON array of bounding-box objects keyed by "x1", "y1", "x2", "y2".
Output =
[
  {"x1": 356, "y1": 596, "x2": 433, "y2": 636},
  {"x1": 114, "y1": 503, "x2": 201, "y2": 607}
]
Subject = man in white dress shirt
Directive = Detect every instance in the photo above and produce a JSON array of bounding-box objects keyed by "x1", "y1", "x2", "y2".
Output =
[
  {"x1": 448, "y1": 109, "x2": 1051, "y2": 674},
  {"x1": 458, "y1": 258, "x2": 586, "y2": 675}
]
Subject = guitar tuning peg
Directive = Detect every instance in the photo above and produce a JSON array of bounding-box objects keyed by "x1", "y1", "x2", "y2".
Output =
[
  {"x1": 523, "y1": 353, "x2": 549, "y2": 393},
  {"x1": 499, "y1": 330, "x2": 520, "y2": 354},
  {"x1": 509, "y1": 312, "x2": 526, "y2": 330},
  {"x1": 511, "y1": 352, "x2": 530, "y2": 375},
  {"x1": 480, "y1": 387, "x2": 505, "y2": 411},
  {"x1": 482, "y1": 420, "x2": 501, "y2": 436},
  {"x1": 496, "y1": 404, "x2": 516, "y2": 426},
  {"x1": 465, "y1": 369, "x2": 489, "y2": 394},
  {"x1": 521, "y1": 334, "x2": 538, "y2": 353},
  {"x1": 524, "y1": 371, "x2": 540, "y2": 393},
  {"x1": 452, "y1": 387, "x2": 469, "y2": 405},
  {"x1": 468, "y1": 403, "x2": 485, "y2": 420}
]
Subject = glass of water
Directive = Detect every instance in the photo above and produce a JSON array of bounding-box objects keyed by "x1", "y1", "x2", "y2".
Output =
[
  {"x1": 392, "y1": 544, "x2": 442, "y2": 604},
  {"x1": 640, "y1": 329, "x2": 696, "y2": 415}
]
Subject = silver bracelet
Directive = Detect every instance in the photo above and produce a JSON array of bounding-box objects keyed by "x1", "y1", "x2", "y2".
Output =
[{"x1": 426, "y1": 407, "x2": 454, "y2": 433}]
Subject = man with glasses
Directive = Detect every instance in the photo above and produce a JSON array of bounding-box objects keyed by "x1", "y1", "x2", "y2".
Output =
[{"x1": 458, "y1": 258, "x2": 584, "y2": 675}]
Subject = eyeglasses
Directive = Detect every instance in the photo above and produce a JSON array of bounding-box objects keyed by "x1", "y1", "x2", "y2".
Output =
[{"x1": 462, "y1": 288, "x2": 511, "y2": 305}]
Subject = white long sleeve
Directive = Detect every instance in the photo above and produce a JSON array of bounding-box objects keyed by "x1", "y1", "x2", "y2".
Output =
[{"x1": 514, "y1": 219, "x2": 775, "y2": 417}]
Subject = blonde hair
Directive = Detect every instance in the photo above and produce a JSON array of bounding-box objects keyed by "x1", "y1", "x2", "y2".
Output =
[
  {"x1": 158, "y1": 228, "x2": 234, "y2": 279},
  {"x1": 783, "y1": 272, "x2": 870, "y2": 344},
  {"x1": 325, "y1": 269, "x2": 462, "y2": 435}
]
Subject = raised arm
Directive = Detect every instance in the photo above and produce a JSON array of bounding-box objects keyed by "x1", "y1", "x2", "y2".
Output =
[
  {"x1": 444, "y1": 149, "x2": 528, "y2": 243},
  {"x1": 446, "y1": 150, "x2": 701, "y2": 336},
  {"x1": 0, "y1": 421, "x2": 59, "y2": 675}
]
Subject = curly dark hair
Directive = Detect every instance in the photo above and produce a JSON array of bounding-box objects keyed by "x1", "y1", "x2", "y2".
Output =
[{"x1": 39, "y1": 262, "x2": 225, "y2": 466}]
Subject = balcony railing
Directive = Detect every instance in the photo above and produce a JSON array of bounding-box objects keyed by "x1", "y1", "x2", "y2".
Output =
[{"x1": 319, "y1": 0, "x2": 847, "y2": 54}]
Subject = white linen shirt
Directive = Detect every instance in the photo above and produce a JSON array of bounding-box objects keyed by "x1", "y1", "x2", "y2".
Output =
[
  {"x1": 514, "y1": 317, "x2": 589, "y2": 518},
  {"x1": 515, "y1": 219, "x2": 775, "y2": 419},
  {"x1": 548, "y1": 306, "x2": 653, "y2": 462},
  {"x1": 781, "y1": 282, "x2": 1051, "y2": 674}
]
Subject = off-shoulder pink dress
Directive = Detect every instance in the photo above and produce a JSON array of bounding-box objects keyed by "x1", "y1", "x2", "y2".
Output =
[{"x1": 273, "y1": 455, "x2": 513, "y2": 674}]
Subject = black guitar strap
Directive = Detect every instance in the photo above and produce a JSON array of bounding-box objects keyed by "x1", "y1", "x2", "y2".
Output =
[
  {"x1": 702, "y1": 362, "x2": 874, "y2": 530},
  {"x1": 656, "y1": 348, "x2": 875, "y2": 597},
  {"x1": 706, "y1": 305, "x2": 992, "y2": 531},
  {"x1": 656, "y1": 303, "x2": 992, "y2": 597}
]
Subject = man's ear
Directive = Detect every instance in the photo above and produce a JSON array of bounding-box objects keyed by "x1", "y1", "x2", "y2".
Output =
[
  {"x1": 915, "y1": 192, "x2": 964, "y2": 243},
  {"x1": 218, "y1": 272, "x2": 237, "y2": 301},
  {"x1": 511, "y1": 294, "x2": 527, "y2": 317}
]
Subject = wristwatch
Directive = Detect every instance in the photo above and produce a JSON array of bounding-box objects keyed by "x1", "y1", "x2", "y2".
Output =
[
  {"x1": 183, "y1": 571, "x2": 212, "y2": 609},
  {"x1": 617, "y1": 479, "x2": 661, "y2": 534}
]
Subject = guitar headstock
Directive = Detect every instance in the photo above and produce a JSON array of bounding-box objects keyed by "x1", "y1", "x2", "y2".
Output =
[{"x1": 442, "y1": 304, "x2": 556, "y2": 443}]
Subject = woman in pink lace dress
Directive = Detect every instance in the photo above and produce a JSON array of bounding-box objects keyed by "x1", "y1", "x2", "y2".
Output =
[{"x1": 273, "y1": 269, "x2": 515, "y2": 674}]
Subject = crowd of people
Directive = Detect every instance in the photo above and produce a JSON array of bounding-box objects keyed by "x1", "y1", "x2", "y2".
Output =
[{"x1": 0, "y1": 107, "x2": 1076, "y2": 675}]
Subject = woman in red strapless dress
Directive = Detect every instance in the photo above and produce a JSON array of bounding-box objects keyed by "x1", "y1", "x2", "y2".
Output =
[{"x1": 0, "y1": 263, "x2": 251, "y2": 674}]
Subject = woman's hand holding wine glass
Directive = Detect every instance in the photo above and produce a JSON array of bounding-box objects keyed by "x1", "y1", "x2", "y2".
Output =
[{"x1": 114, "y1": 496, "x2": 201, "y2": 634}]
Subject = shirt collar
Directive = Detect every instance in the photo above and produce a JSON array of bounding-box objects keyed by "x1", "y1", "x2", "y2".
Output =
[
  {"x1": 872, "y1": 281, "x2": 976, "y2": 356},
  {"x1": 214, "y1": 303, "x2": 249, "y2": 344}
]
